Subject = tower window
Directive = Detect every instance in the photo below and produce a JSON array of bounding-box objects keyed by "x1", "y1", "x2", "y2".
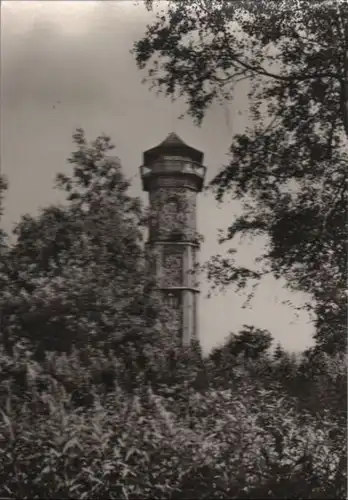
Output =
[
  {"x1": 169, "y1": 230, "x2": 183, "y2": 241},
  {"x1": 163, "y1": 245, "x2": 183, "y2": 287},
  {"x1": 167, "y1": 196, "x2": 180, "y2": 213},
  {"x1": 164, "y1": 291, "x2": 181, "y2": 309},
  {"x1": 165, "y1": 195, "x2": 185, "y2": 240}
]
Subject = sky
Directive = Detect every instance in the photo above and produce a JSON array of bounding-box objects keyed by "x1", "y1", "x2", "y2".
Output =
[{"x1": 1, "y1": 0, "x2": 315, "y2": 354}]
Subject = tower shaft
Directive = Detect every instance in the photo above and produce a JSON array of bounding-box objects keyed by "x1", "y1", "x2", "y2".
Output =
[{"x1": 140, "y1": 133, "x2": 206, "y2": 345}]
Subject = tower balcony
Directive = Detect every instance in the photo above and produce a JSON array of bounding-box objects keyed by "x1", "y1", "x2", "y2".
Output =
[{"x1": 140, "y1": 157, "x2": 206, "y2": 192}]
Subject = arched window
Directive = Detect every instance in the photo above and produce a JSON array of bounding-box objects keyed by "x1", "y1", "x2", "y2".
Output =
[
  {"x1": 165, "y1": 195, "x2": 184, "y2": 240},
  {"x1": 167, "y1": 195, "x2": 180, "y2": 214},
  {"x1": 163, "y1": 245, "x2": 183, "y2": 287},
  {"x1": 164, "y1": 291, "x2": 181, "y2": 309}
]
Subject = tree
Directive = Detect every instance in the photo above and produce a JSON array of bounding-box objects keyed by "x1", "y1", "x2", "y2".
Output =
[
  {"x1": 273, "y1": 343, "x2": 285, "y2": 361},
  {"x1": 209, "y1": 325, "x2": 273, "y2": 390},
  {"x1": 229, "y1": 325, "x2": 273, "y2": 359},
  {"x1": 133, "y1": 0, "x2": 347, "y2": 353},
  {"x1": 209, "y1": 325, "x2": 272, "y2": 371},
  {"x1": 0, "y1": 129, "x2": 168, "y2": 361}
]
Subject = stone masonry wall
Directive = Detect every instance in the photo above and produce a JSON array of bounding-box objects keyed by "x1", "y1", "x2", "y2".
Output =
[{"x1": 149, "y1": 186, "x2": 197, "y2": 242}]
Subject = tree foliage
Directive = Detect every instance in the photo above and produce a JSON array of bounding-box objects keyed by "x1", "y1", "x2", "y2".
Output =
[
  {"x1": 0, "y1": 126, "x2": 346, "y2": 498},
  {"x1": 133, "y1": 0, "x2": 348, "y2": 353},
  {"x1": 211, "y1": 325, "x2": 273, "y2": 362},
  {"x1": 0, "y1": 129, "x2": 170, "y2": 361},
  {"x1": 0, "y1": 345, "x2": 346, "y2": 499}
]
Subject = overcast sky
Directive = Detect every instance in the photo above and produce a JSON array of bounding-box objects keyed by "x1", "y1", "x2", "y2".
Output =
[{"x1": 1, "y1": 0, "x2": 314, "y2": 354}]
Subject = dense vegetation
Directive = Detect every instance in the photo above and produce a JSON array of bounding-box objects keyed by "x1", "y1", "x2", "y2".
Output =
[
  {"x1": 0, "y1": 1, "x2": 346, "y2": 496},
  {"x1": 0, "y1": 128, "x2": 346, "y2": 498}
]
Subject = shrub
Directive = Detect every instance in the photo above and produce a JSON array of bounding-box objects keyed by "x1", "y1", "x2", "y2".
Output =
[{"x1": 0, "y1": 349, "x2": 345, "y2": 499}]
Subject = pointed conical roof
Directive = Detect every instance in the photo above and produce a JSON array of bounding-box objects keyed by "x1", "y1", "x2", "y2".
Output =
[
  {"x1": 159, "y1": 132, "x2": 189, "y2": 147},
  {"x1": 143, "y1": 132, "x2": 203, "y2": 164}
]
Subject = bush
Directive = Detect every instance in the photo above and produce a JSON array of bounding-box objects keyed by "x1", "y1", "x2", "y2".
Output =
[{"x1": 0, "y1": 346, "x2": 346, "y2": 499}]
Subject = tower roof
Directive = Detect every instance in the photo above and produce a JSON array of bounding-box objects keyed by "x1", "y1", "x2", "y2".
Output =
[
  {"x1": 159, "y1": 132, "x2": 189, "y2": 148},
  {"x1": 143, "y1": 132, "x2": 204, "y2": 164}
]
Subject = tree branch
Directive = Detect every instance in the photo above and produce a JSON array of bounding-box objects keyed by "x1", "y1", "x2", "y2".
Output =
[{"x1": 229, "y1": 52, "x2": 340, "y2": 83}]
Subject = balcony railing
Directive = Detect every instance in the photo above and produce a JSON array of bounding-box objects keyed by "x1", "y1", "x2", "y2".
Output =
[{"x1": 140, "y1": 158, "x2": 206, "y2": 179}]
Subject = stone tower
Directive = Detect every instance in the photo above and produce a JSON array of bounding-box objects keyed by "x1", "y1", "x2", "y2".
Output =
[{"x1": 140, "y1": 132, "x2": 206, "y2": 345}]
